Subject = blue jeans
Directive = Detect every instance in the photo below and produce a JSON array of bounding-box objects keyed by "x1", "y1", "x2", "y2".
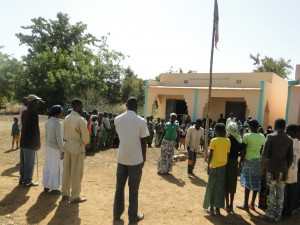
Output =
[
  {"x1": 20, "y1": 148, "x2": 36, "y2": 182},
  {"x1": 113, "y1": 163, "x2": 143, "y2": 221}
]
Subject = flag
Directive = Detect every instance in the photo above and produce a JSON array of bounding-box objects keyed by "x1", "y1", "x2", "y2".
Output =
[{"x1": 214, "y1": 0, "x2": 219, "y2": 48}]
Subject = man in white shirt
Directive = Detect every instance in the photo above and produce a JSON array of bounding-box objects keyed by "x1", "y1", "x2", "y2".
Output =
[
  {"x1": 226, "y1": 113, "x2": 236, "y2": 129},
  {"x1": 113, "y1": 97, "x2": 149, "y2": 223},
  {"x1": 185, "y1": 119, "x2": 204, "y2": 177}
]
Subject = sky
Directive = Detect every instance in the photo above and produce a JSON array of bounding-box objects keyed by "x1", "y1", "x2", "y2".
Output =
[{"x1": 1, "y1": 0, "x2": 300, "y2": 80}]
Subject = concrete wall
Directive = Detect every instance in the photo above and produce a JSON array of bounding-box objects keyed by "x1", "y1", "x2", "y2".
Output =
[
  {"x1": 147, "y1": 87, "x2": 260, "y2": 122},
  {"x1": 158, "y1": 72, "x2": 273, "y2": 88},
  {"x1": 261, "y1": 74, "x2": 289, "y2": 128},
  {"x1": 146, "y1": 70, "x2": 300, "y2": 126},
  {"x1": 288, "y1": 86, "x2": 300, "y2": 124}
]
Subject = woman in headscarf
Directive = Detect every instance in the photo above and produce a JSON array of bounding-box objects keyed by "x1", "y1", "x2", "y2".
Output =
[
  {"x1": 157, "y1": 113, "x2": 180, "y2": 174},
  {"x1": 237, "y1": 119, "x2": 265, "y2": 211},
  {"x1": 225, "y1": 122, "x2": 244, "y2": 212},
  {"x1": 43, "y1": 105, "x2": 64, "y2": 194}
]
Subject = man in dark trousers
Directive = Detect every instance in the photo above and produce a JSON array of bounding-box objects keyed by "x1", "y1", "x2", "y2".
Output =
[
  {"x1": 19, "y1": 94, "x2": 43, "y2": 187},
  {"x1": 261, "y1": 118, "x2": 293, "y2": 223},
  {"x1": 113, "y1": 97, "x2": 149, "y2": 223}
]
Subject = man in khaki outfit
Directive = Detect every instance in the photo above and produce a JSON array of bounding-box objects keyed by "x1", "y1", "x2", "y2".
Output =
[{"x1": 62, "y1": 99, "x2": 90, "y2": 203}]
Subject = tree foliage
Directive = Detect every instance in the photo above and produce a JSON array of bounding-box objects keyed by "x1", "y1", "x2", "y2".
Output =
[
  {"x1": 250, "y1": 53, "x2": 293, "y2": 79},
  {"x1": 0, "y1": 48, "x2": 23, "y2": 105},
  {"x1": 15, "y1": 13, "x2": 126, "y2": 107},
  {"x1": 121, "y1": 67, "x2": 144, "y2": 106},
  {"x1": 0, "y1": 13, "x2": 146, "y2": 110}
]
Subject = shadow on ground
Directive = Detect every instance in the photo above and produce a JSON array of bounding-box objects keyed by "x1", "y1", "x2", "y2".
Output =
[
  {"x1": 158, "y1": 173, "x2": 186, "y2": 187},
  {"x1": 48, "y1": 200, "x2": 81, "y2": 225},
  {"x1": 0, "y1": 185, "x2": 30, "y2": 216},
  {"x1": 26, "y1": 191, "x2": 60, "y2": 224},
  {"x1": 1, "y1": 163, "x2": 19, "y2": 177},
  {"x1": 188, "y1": 174, "x2": 207, "y2": 187}
]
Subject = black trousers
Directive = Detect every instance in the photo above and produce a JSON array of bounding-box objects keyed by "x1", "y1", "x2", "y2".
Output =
[
  {"x1": 282, "y1": 183, "x2": 298, "y2": 217},
  {"x1": 188, "y1": 150, "x2": 197, "y2": 173},
  {"x1": 113, "y1": 163, "x2": 143, "y2": 221}
]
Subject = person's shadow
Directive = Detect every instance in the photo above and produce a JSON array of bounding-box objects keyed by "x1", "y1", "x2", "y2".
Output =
[
  {"x1": 0, "y1": 185, "x2": 30, "y2": 216},
  {"x1": 48, "y1": 199, "x2": 81, "y2": 225},
  {"x1": 205, "y1": 212, "x2": 251, "y2": 225},
  {"x1": 157, "y1": 173, "x2": 186, "y2": 187},
  {"x1": 4, "y1": 148, "x2": 18, "y2": 153},
  {"x1": 188, "y1": 174, "x2": 207, "y2": 187},
  {"x1": 1, "y1": 163, "x2": 20, "y2": 177},
  {"x1": 26, "y1": 192, "x2": 60, "y2": 224}
]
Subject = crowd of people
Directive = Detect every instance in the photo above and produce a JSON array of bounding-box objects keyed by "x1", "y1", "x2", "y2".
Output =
[{"x1": 12, "y1": 94, "x2": 300, "y2": 223}]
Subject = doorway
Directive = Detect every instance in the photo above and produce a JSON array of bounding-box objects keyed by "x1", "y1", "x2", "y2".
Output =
[
  {"x1": 165, "y1": 99, "x2": 187, "y2": 123},
  {"x1": 225, "y1": 101, "x2": 246, "y2": 121}
]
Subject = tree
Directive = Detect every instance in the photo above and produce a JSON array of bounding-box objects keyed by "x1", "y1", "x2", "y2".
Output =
[
  {"x1": 15, "y1": 13, "x2": 125, "y2": 107},
  {"x1": 250, "y1": 53, "x2": 293, "y2": 79},
  {"x1": 121, "y1": 67, "x2": 144, "y2": 106},
  {"x1": 0, "y1": 48, "x2": 23, "y2": 105}
]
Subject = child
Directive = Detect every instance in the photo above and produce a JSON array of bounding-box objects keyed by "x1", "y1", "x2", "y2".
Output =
[
  {"x1": 179, "y1": 126, "x2": 186, "y2": 150},
  {"x1": 203, "y1": 123, "x2": 230, "y2": 215},
  {"x1": 208, "y1": 122, "x2": 216, "y2": 144},
  {"x1": 11, "y1": 117, "x2": 20, "y2": 149},
  {"x1": 282, "y1": 124, "x2": 300, "y2": 217}
]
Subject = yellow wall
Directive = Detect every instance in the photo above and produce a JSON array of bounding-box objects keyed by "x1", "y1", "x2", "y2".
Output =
[
  {"x1": 157, "y1": 72, "x2": 273, "y2": 88},
  {"x1": 146, "y1": 71, "x2": 300, "y2": 127},
  {"x1": 262, "y1": 74, "x2": 289, "y2": 128},
  {"x1": 288, "y1": 86, "x2": 300, "y2": 124}
]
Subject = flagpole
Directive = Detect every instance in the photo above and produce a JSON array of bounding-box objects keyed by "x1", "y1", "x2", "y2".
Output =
[{"x1": 204, "y1": 0, "x2": 218, "y2": 161}]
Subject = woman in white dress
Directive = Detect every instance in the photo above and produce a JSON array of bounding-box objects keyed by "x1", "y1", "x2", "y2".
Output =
[{"x1": 43, "y1": 105, "x2": 64, "y2": 194}]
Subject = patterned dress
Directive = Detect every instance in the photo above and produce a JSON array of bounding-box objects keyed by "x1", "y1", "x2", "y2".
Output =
[{"x1": 157, "y1": 122, "x2": 179, "y2": 174}]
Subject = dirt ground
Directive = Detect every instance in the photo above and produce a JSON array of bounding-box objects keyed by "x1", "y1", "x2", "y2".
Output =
[{"x1": 0, "y1": 115, "x2": 300, "y2": 225}]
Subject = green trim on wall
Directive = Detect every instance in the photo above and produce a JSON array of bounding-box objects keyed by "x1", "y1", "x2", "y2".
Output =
[
  {"x1": 257, "y1": 80, "x2": 265, "y2": 124},
  {"x1": 193, "y1": 89, "x2": 199, "y2": 122},
  {"x1": 143, "y1": 80, "x2": 148, "y2": 118}
]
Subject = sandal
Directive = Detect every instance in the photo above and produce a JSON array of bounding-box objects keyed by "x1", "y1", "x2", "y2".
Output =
[
  {"x1": 215, "y1": 208, "x2": 221, "y2": 216},
  {"x1": 24, "y1": 182, "x2": 38, "y2": 187},
  {"x1": 51, "y1": 190, "x2": 62, "y2": 195}
]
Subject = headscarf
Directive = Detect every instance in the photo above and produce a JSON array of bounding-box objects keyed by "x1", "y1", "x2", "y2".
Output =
[
  {"x1": 170, "y1": 113, "x2": 177, "y2": 118},
  {"x1": 49, "y1": 105, "x2": 63, "y2": 117},
  {"x1": 227, "y1": 122, "x2": 242, "y2": 143}
]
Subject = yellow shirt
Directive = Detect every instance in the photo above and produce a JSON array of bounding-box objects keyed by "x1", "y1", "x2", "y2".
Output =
[{"x1": 209, "y1": 137, "x2": 231, "y2": 168}]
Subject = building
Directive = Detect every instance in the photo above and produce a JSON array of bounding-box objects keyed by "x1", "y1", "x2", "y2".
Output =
[{"x1": 144, "y1": 65, "x2": 300, "y2": 128}]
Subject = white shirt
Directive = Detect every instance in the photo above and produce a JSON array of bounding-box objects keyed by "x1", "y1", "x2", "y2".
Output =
[
  {"x1": 115, "y1": 110, "x2": 149, "y2": 165},
  {"x1": 226, "y1": 117, "x2": 236, "y2": 129},
  {"x1": 103, "y1": 117, "x2": 111, "y2": 130},
  {"x1": 286, "y1": 138, "x2": 300, "y2": 184},
  {"x1": 185, "y1": 125, "x2": 204, "y2": 153}
]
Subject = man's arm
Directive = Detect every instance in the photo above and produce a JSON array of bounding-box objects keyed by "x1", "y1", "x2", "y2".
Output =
[
  {"x1": 80, "y1": 119, "x2": 90, "y2": 146},
  {"x1": 185, "y1": 128, "x2": 191, "y2": 151},
  {"x1": 286, "y1": 141, "x2": 294, "y2": 168},
  {"x1": 158, "y1": 129, "x2": 166, "y2": 146},
  {"x1": 261, "y1": 135, "x2": 271, "y2": 175},
  {"x1": 207, "y1": 150, "x2": 213, "y2": 175},
  {"x1": 32, "y1": 112, "x2": 41, "y2": 150},
  {"x1": 140, "y1": 137, "x2": 147, "y2": 166}
]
